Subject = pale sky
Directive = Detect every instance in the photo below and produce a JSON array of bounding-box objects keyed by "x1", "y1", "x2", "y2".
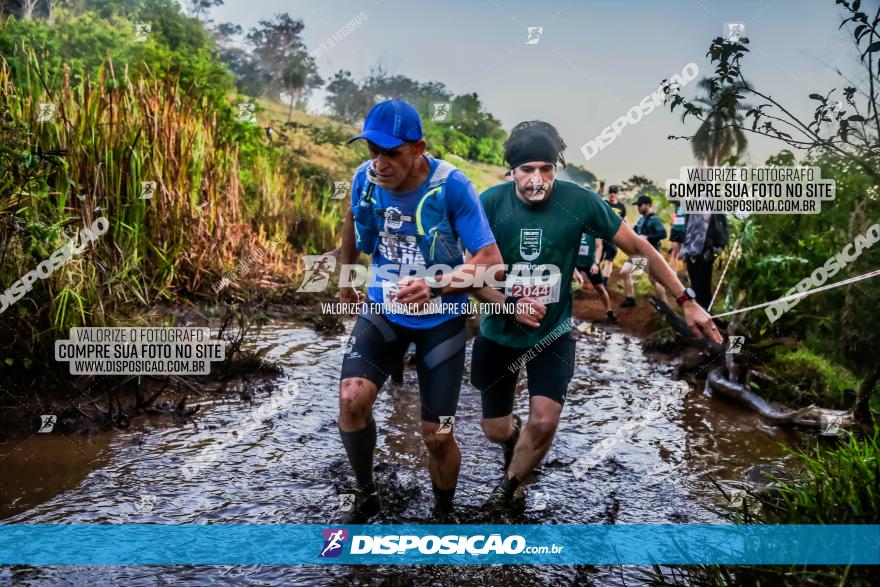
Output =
[{"x1": 204, "y1": 0, "x2": 871, "y2": 186}]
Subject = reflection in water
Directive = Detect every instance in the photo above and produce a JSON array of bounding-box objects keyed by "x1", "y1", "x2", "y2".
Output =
[{"x1": 0, "y1": 321, "x2": 798, "y2": 585}]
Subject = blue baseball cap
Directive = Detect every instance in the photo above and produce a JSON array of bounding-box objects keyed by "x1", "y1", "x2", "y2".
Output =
[{"x1": 348, "y1": 99, "x2": 423, "y2": 149}]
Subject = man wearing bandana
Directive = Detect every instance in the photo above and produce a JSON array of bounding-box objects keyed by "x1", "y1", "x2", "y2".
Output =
[{"x1": 470, "y1": 121, "x2": 722, "y2": 510}]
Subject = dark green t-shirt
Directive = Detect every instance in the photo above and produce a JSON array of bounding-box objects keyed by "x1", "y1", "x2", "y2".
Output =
[
  {"x1": 479, "y1": 180, "x2": 623, "y2": 348},
  {"x1": 670, "y1": 205, "x2": 685, "y2": 237},
  {"x1": 576, "y1": 232, "x2": 598, "y2": 268}
]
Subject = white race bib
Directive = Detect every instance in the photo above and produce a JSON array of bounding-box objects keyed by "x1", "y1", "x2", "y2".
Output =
[
  {"x1": 382, "y1": 282, "x2": 444, "y2": 315},
  {"x1": 504, "y1": 275, "x2": 561, "y2": 304}
]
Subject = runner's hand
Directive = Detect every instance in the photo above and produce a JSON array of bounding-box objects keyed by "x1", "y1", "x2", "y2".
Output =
[
  {"x1": 515, "y1": 297, "x2": 546, "y2": 328},
  {"x1": 340, "y1": 287, "x2": 364, "y2": 314},
  {"x1": 396, "y1": 277, "x2": 431, "y2": 306},
  {"x1": 572, "y1": 268, "x2": 584, "y2": 286},
  {"x1": 683, "y1": 300, "x2": 722, "y2": 344},
  {"x1": 589, "y1": 263, "x2": 599, "y2": 276}
]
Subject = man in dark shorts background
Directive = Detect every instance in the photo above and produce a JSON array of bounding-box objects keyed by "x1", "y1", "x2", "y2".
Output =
[
  {"x1": 574, "y1": 231, "x2": 618, "y2": 323},
  {"x1": 599, "y1": 184, "x2": 626, "y2": 287},
  {"x1": 469, "y1": 120, "x2": 722, "y2": 509},
  {"x1": 335, "y1": 99, "x2": 502, "y2": 522}
]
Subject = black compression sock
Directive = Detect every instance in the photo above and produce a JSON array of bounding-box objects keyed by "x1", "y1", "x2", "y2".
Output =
[
  {"x1": 339, "y1": 417, "x2": 376, "y2": 490},
  {"x1": 502, "y1": 429, "x2": 518, "y2": 452},
  {"x1": 432, "y1": 483, "x2": 456, "y2": 512}
]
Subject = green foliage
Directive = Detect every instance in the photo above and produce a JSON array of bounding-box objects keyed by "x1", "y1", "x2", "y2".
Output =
[
  {"x1": 762, "y1": 347, "x2": 860, "y2": 409},
  {"x1": 648, "y1": 433, "x2": 880, "y2": 586},
  {"x1": 725, "y1": 150, "x2": 880, "y2": 379},
  {"x1": 245, "y1": 13, "x2": 320, "y2": 97},
  {"x1": 688, "y1": 78, "x2": 750, "y2": 166},
  {"x1": 765, "y1": 431, "x2": 880, "y2": 525},
  {"x1": 323, "y1": 69, "x2": 506, "y2": 165},
  {"x1": 643, "y1": 326, "x2": 684, "y2": 353},
  {"x1": 0, "y1": 3, "x2": 235, "y2": 106},
  {"x1": 564, "y1": 163, "x2": 597, "y2": 188},
  {"x1": 0, "y1": 5, "x2": 351, "y2": 375}
]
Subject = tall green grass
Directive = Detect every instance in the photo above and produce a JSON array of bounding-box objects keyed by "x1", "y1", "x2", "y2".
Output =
[
  {"x1": 647, "y1": 432, "x2": 880, "y2": 586},
  {"x1": 0, "y1": 42, "x2": 343, "y2": 368}
]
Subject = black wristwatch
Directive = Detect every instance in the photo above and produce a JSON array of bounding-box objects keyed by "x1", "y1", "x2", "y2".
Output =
[{"x1": 676, "y1": 287, "x2": 696, "y2": 306}]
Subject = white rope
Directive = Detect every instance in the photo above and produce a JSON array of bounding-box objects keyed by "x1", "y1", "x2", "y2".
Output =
[
  {"x1": 708, "y1": 238, "x2": 741, "y2": 311},
  {"x1": 711, "y1": 268, "x2": 880, "y2": 319}
]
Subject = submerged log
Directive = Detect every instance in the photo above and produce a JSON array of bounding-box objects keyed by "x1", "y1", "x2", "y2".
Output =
[
  {"x1": 651, "y1": 297, "x2": 864, "y2": 433},
  {"x1": 707, "y1": 367, "x2": 855, "y2": 432}
]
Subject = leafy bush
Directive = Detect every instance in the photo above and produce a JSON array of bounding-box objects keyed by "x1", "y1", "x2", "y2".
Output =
[
  {"x1": 763, "y1": 347, "x2": 860, "y2": 409},
  {"x1": 724, "y1": 150, "x2": 880, "y2": 381},
  {"x1": 766, "y1": 431, "x2": 880, "y2": 524},
  {"x1": 648, "y1": 433, "x2": 880, "y2": 586}
]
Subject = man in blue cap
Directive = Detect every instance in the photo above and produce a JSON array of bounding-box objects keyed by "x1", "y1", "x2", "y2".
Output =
[{"x1": 336, "y1": 99, "x2": 503, "y2": 522}]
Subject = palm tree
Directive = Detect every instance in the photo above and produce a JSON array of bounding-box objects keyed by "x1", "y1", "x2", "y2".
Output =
[{"x1": 687, "y1": 78, "x2": 749, "y2": 165}]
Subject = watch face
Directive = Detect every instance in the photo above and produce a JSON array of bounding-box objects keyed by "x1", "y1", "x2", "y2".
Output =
[{"x1": 686, "y1": 288, "x2": 696, "y2": 299}]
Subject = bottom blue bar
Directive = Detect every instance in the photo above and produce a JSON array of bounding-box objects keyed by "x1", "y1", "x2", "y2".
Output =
[{"x1": 0, "y1": 524, "x2": 877, "y2": 565}]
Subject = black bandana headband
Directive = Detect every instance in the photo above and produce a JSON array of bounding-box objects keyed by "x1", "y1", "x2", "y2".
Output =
[{"x1": 503, "y1": 122, "x2": 564, "y2": 169}]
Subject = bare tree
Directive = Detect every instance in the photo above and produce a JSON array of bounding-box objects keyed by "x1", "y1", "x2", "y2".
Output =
[
  {"x1": 186, "y1": 0, "x2": 223, "y2": 22},
  {"x1": 21, "y1": 0, "x2": 40, "y2": 20}
]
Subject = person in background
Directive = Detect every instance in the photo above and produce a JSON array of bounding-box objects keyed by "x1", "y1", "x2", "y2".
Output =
[
  {"x1": 669, "y1": 200, "x2": 686, "y2": 267},
  {"x1": 599, "y1": 185, "x2": 626, "y2": 288},
  {"x1": 619, "y1": 195, "x2": 668, "y2": 307},
  {"x1": 574, "y1": 232, "x2": 618, "y2": 323},
  {"x1": 681, "y1": 212, "x2": 728, "y2": 310}
]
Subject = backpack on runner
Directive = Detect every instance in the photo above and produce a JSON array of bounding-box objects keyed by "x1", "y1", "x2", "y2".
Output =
[
  {"x1": 705, "y1": 214, "x2": 729, "y2": 251},
  {"x1": 352, "y1": 159, "x2": 463, "y2": 267}
]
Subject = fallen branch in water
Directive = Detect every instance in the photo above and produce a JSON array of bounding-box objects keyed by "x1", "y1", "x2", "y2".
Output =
[
  {"x1": 650, "y1": 297, "x2": 861, "y2": 432},
  {"x1": 649, "y1": 296, "x2": 724, "y2": 355},
  {"x1": 707, "y1": 367, "x2": 855, "y2": 431}
]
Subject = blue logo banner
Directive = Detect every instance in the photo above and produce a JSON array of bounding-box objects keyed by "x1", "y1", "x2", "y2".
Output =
[{"x1": 0, "y1": 524, "x2": 877, "y2": 565}]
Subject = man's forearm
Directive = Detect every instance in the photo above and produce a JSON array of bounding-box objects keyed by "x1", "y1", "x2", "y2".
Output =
[
  {"x1": 439, "y1": 263, "x2": 504, "y2": 295},
  {"x1": 340, "y1": 208, "x2": 358, "y2": 265},
  {"x1": 436, "y1": 245, "x2": 504, "y2": 295},
  {"x1": 471, "y1": 285, "x2": 506, "y2": 305}
]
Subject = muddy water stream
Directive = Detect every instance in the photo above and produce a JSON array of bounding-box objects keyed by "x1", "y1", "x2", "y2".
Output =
[{"x1": 0, "y1": 320, "x2": 800, "y2": 585}]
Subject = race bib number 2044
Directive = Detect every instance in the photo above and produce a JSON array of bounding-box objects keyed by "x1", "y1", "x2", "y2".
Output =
[{"x1": 504, "y1": 275, "x2": 560, "y2": 304}]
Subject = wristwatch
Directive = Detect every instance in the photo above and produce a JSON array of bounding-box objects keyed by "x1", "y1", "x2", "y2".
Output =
[
  {"x1": 676, "y1": 287, "x2": 696, "y2": 306},
  {"x1": 424, "y1": 277, "x2": 445, "y2": 297}
]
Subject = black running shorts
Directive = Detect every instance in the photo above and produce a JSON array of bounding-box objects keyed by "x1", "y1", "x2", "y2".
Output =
[
  {"x1": 470, "y1": 332, "x2": 576, "y2": 419},
  {"x1": 340, "y1": 309, "x2": 467, "y2": 423},
  {"x1": 602, "y1": 241, "x2": 619, "y2": 262},
  {"x1": 576, "y1": 266, "x2": 605, "y2": 287}
]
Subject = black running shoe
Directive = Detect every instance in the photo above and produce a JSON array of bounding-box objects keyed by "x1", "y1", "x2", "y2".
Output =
[
  {"x1": 341, "y1": 486, "x2": 382, "y2": 524},
  {"x1": 432, "y1": 504, "x2": 460, "y2": 524},
  {"x1": 502, "y1": 414, "x2": 522, "y2": 472},
  {"x1": 485, "y1": 474, "x2": 523, "y2": 513},
  {"x1": 606, "y1": 310, "x2": 619, "y2": 323},
  {"x1": 619, "y1": 297, "x2": 636, "y2": 308}
]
